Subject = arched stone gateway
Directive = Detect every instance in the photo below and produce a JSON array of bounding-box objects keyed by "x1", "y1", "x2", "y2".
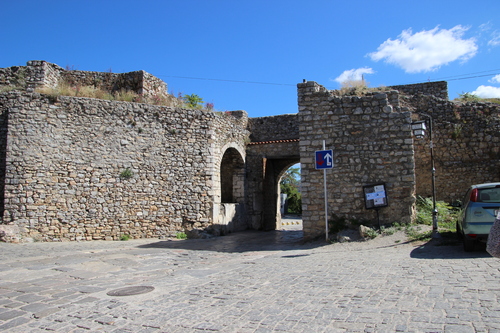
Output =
[
  {"x1": 212, "y1": 144, "x2": 246, "y2": 235},
  {"x1": 2, "y1": 60, "x2": 499, "y2": 242},
  {"x1": 274, "y1": 161, "x2": 301, "y2": 229},
  {"x1": 245, "y1": 140, "x2": 300, "y2": 231}
]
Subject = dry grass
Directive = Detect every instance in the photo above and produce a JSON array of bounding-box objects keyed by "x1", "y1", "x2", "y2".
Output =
[
  {"x1": 333, "y1": 80, "x2": 390, "y2": 97},
  {"x1": 36, "y1": 81, "x2": 185, "y2": 108},
  {"x1": 0, "y1": 85, "x2": 20, "y2": 93}
]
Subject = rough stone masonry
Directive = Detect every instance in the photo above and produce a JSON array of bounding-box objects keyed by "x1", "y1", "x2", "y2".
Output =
[{"x1": 0, "y1": 60, "x2": 499, "y2": 242}]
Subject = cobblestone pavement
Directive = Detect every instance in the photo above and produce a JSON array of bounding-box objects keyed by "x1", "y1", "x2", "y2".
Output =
[{"x1": 0, "y1": 229, "x2": 499, "y2": 333}]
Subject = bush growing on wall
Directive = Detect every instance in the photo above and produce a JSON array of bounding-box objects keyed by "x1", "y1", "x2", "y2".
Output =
[{"x1": 183, "y1": 94, "x2": 204, "y2": 109}]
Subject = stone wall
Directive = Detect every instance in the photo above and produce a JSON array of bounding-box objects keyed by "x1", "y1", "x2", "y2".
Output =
[
  {"x1": 210, "y1": 111, "x2": 250, "y2": 234},
  {"x1": 1, "y1": 60, "x2": 498, "y2": 242},
  {"x1": 0, "y1": 66, "x2": 29, "y2": 89},
  {"x1": 409, "y1": 95, "x2": 500, "y2": 202},
  {"x1": 60, "y1": 69, "x2": 168, "y2": 98},
  {"x1": 298, "y1": 81, "x2": 416, "y2": 237},
  {"x1": 25, "y1": 60, "x2": 64, "y2": 92},
  {"x1": 389, "y1": 81, "x2": 448, "y2": 100},
  {"x1": 1, "y1": 61, "x2": 168, "y2": 99},
  {"x1": 247, "y1": 114, "x2": 299, "y2": 142},
  {"x1": 0, "y1": 91, "x2": 248, "y2": 242}
]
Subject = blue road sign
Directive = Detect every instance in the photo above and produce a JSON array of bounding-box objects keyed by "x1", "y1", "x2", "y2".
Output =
[{"x1": 315, "y1": 150, "x2": 333, "y2": 169}]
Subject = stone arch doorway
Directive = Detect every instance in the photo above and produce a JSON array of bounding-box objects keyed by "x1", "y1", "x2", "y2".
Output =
[
  {"x1": 220, "y1": 147, "x2": 245, "y2": 204},
  {"x1": 278, "y1": 163, "x2": 302, "y2": 230},
  {"x1": 213, "y1": 145, "x2": 246, "y2": 234},
  {"x1": 262, "y1": 158, "x2": 301, "y2": 231}
]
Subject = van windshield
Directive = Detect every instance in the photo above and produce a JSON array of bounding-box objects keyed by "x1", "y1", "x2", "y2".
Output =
[{"x1": 478, "y1": 187, "x2": 500, "y2": 203}]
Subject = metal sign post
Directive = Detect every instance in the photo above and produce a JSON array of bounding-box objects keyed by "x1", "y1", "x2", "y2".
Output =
[{"x1": 315, "y1": 141, "x2": 333, "y2": 242}]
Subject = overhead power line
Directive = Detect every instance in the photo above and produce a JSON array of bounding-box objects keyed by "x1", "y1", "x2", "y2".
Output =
[
  {"x1": 157, "y1": 68, "x2": 500, "y2": 88},
  {"x1": 431, "y1": 69, "x2": 500, "y2": 81},
  {"x1": 157, "y1": 75, "x2": 296, "y2": 87},
  {"x1": 442, "y1": 73, "x2": 500, "y2": 82}
]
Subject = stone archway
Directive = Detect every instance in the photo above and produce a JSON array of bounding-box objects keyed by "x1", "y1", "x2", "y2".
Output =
[
  {"x1": 262, "y1": 158, "x2": 300, "y2": 230},
  {"x1": 220, "y1": 148, "x2": 245, "y2": 204},
  {"x1": 213, "y1": 145, "x2": 246, "y2": 234},
  {"x1": 245, "y1": 139, "x2": 300, "y2": 231}
]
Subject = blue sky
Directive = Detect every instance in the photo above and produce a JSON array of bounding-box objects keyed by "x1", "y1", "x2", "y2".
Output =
[{"x1": 1, "y1": 0, "x2": 500, "y2": 117}]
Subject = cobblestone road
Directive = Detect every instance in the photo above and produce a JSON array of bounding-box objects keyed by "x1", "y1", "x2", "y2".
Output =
[{"x1": 0, "y1": 229, "x2": 499, "y2": 332}]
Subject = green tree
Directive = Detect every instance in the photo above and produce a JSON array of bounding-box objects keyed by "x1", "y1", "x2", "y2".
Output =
[
  {"x1": 280, "y1": 167, "x2": 302, "y2": 214},
  {"x1": 183, "y1": 94, "x2": 204, "y2": 108}
]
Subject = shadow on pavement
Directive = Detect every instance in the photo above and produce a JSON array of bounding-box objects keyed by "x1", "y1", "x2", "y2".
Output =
[
  {"x1": 137, "y1": 230, "x2": 327, "y2": 253},
  {"x1": 410, "y1": 240, "x2": 492, "y2": 259}
]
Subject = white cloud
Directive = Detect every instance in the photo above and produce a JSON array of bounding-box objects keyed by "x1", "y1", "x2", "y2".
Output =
[
  {"x1": 333, "y1": 67, "x2": 375, "y2": 83},
  {"x1": 489, "y1": 74, "x2": 500, "y2": 84},
  {"x1": 472, "y1": 85, "x2": 500, "y2": 98},
  {"x1": 488, "y1": 31, "x2": 500, "y2": 47},
  {"x1": 479, "y1": 22, "x2": 493, "y2": 32},
  {"x1": 368, "y1": 25, "x2": 478, "y2": 73},
  {"x1": 477, "y1": 22, "x2": 499, "y2": 47}
]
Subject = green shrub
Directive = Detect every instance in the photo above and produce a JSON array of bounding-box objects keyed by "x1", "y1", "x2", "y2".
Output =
[
  {"x1": 415, "y1": 196, "x2": 458, "y2": 232},
  {"x1": 380, "y1": 226, "x2": 395, "y2": 236},
  {"x1": 457, "y1": 92, "x2": 480, "y2": 102},
  {"x1": 364, "y1": 227, "x2": 379, "y2": 239},
  {"x1": 183, "y1": 94, "x2": 204, "y2": 108},
  {"x1": 176, "y1": 232, "x2": 187, "y2": 240},
  {"x1": 119, "y1": 167, "x2": 134, "y2": 179},
  {"x1": 405, "y1": 225, "x2": 432, "y2": 242}
]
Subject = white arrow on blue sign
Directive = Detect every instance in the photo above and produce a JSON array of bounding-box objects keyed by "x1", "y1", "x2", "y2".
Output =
[{"x1": 315, "y1": 150, "x2": 333, "y2": 169}]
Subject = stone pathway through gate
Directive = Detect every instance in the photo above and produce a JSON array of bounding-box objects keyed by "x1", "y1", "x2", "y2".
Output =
[{"x1": 280, "y1": 214, "x2": 303, "y2": 231}]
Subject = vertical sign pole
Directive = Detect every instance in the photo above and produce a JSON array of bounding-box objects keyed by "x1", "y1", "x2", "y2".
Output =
[{"x1": 323, "y1": 140, "x2": 328, "y2": 241}]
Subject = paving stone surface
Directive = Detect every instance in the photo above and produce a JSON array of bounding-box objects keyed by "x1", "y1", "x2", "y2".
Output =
[{"x1": 0, "y1": 228, "x2": 499, "y2": 332}]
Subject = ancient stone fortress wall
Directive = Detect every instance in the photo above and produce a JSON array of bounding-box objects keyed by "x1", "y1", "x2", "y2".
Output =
[
  {"x1": 409, "y1": 94, "x2": 500, "y2": 202},
  {"x1": 247, "y1": 114, "x2": 299, "y2": 142},
  {"x1": 1, "y1": 61, "x2": 168, "y2": 99},
  {"x1": 0, "y1": 91, "x2": 248, "y2": 242},
  {"x1": 298, "y1": 81, "x2": 416, "y2": 236},
  {"x1": 0, "y1": 66, "x2": 30, "y2": 89},
  {"x1": 389, "y1": 81, "x2": 448, "y2": 100},
  {"x1": 2, "y1": 60, "x2": 498, "y2": 242}
]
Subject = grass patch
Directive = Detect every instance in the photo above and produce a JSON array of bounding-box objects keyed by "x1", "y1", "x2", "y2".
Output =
[
  {"x1": 176, "y1": 232, "x2": 187, "y2": 240},
  {"x1": 331, "y1": 80, "x2": 391, "y2": 97},
  {"x1": 35, "y1": 81, "x2": 188, "y2": 108},
  {"x1": 120, "y1": 234, "x2": 131, "y2": 241},
  {"x1": 119, "y1": 167, "x2": 134, "y2": 179},
  {"x1": 405, "y1": 225, "x2": 432, "y2": 242},
  {"x1": 380, "y1": 226, "x2": 395, "y2": 236},
  {"x1": 363, "y1": 227, "x2": 379, "y2": 239},
  {"x1": 416, "y1": 196, "x2": 458, "y2": 232},
  {"x1": 411, "y1": 196, "x2": 461, "y2": 245},
  {"x1": 453, "y1": 92, "x2": 500, "y2": 105},
  {"x1": 0, "y1": 85, "x2": 22, "y2": 93}
]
